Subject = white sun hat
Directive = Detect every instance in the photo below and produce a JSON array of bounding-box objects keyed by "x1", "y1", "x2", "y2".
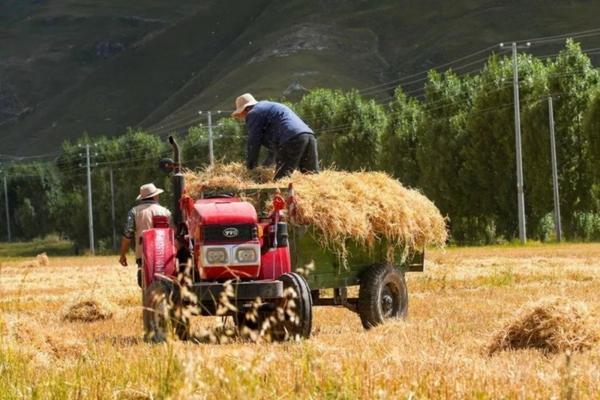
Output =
[
  {"x1": 231, "y1": 93, "x2": 258, "y2": 117},
  {"x1": 136, "y1": 183, "x2": 164, "y2": 201}
]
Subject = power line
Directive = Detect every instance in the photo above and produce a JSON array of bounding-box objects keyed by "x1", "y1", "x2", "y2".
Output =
[
  {"x1": 522, "y1": 27, "x2": 600, "y2": 45},
  {"x1": 358, "y1": 44, "x2": 501, "y2": 95}
]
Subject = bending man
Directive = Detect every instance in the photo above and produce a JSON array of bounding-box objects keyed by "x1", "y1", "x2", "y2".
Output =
[{"x1": 232, "y1": 93, "x2": 319, "y2": 180}]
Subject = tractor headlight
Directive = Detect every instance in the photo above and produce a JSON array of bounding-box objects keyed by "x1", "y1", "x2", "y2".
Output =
[
  {"x1": 235, "y1": 247, "x2": 258, "y2": 263},
  {"x1": 205, "y1": 248, "x2": 228, "y2": 265}
]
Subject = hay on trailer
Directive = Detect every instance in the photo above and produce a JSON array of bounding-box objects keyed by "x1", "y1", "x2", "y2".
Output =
[
  {"x1": 184, "y1": 163, "x2": 447, "y2": 260},
  {"x1": 488, "y1": 297, "x2": 598, "y2": 355},
  {"x1": 62, "y1": 298, "x2": 115, "y2": 322}
]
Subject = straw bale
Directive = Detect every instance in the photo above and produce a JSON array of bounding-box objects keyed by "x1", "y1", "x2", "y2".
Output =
[
  {"x1": 184, "y1": 163, "x2": 447, "y2": 260},
  {"x1": 488, "y1": 297, "x2": 598, "y2": 355},
  {"x1": 62, "y1": 298, "x2": 115, "y2": 322},
  {"x1": 36, "y1": 252, "x2": 50, "y2": 266}
]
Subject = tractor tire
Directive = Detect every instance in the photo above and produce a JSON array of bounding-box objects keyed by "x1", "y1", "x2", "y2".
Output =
[
  {"x1": 142, "y1": 280, "x2": 190, "y2": 342},
  {"x1": 271, "y1": 272, "x2": 313, "y2": 341},
  {"x1": 358, "y1": 264, "x2": 408, "y2": 329}
]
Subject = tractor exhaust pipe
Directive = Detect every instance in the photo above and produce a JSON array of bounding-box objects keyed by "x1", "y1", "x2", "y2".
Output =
[{"x1": 168, "y1": 136, "x2": 184, "y2": 228}]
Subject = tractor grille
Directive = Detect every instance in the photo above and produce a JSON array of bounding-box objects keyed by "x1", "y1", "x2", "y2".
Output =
[{"x1": 203, "y1": 224, "x2": 257, "y2": 242}]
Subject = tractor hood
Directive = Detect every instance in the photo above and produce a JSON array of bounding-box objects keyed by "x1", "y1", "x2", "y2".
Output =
[{"x1": 192, "y1": 199, "x2": 258, "y2": 225}]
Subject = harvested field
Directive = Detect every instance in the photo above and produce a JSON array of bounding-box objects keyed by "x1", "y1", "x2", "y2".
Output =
[{"x1": 1, "y1": 243, "x2": 600, "y2": 398}]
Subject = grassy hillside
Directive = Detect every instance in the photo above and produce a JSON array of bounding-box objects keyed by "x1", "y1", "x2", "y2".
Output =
[{"x1": 2, "y1": 0, "x2": 600, "y2": 155}]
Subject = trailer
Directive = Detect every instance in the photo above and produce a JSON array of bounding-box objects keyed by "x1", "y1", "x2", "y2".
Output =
[{"x1": 141, "y1": 137, "x2": 424, "y2": 342}]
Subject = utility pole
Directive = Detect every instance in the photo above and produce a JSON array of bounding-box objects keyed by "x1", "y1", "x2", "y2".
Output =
[
  {"x1": 109, "y1": 167, "x2": 117, "y2": 251},
  {"x1": 2, "y1": 171, "x2": 11, "y2": 242},
  {"x1": 199, "y1": 110, "x2": 223, "y2": 166},
  {"x1": 500, "y1": 41, "x2": 530, "y2": 244},
  {"x1": 207, "y1": 111, "x2": 214, "y2": 166},
  {"x1": 84, "y1": 144, "x2": 95, "y2": 255},
  {"x1": 548, "y1": 97, "x2": 562, "y2": 242}
]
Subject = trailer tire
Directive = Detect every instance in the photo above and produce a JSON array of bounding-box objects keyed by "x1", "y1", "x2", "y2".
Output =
[
  {"x1": 358, "y1": 264, "x2": 408, "y2": 329},
  {"x1": 143, "y1": 280, "x2": 190, "y2": 342},
  {"x1": 271, "y1": 272, "x2": 313, "y2": 341}
]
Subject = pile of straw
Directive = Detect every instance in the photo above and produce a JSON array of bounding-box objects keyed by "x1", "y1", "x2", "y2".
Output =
[
  {"x1": 36, "y1": 253, "x2": 50, "y2": 266},
  {"x1": 488, "y1": 297, "x2": 598, "y2": 355},
  {"x1": 62, "y1": 298, "x2": 115, "y2": 322},
  {"x1": 184, "y1": 163, "x2": 447, "y2": 259}
]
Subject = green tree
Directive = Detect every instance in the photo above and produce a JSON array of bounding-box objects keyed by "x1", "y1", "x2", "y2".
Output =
[
  {"x1": 545, "y1": 40, "x2": 599, "y2": 236},
  {"x1": 14, "y1": 198, "x2": 36, "y2": 239},
  {"x1": 584, "y1": 88, "x2": 600, "y2": 186},
  {"x1": 380, "y1": 88, "x2": 423, "y2": 187},
  {"x1": 56, "y1": 130, "x2": 169, "y2": 249},
  {"x1": 463, "y1": 53, "x2": 546, "y2": 239},
  {"x1": 183, "y1": 118, "x2": 246, "y2": 168},
  {"x1": 333, "y1": 90, "x2": 387, "y2": 170},
  {"x1": 417, "y1": 70, "x2": 477, "y2": 242},
  {"x1": 297, "y1": 89, "x2": 386, "y2": 170},
  {"x1": 2, "y1": 162, "x2": 63, "y2": 241},
  {"x1": 296, "y1": 89, "x2": 345, "y2": 167}
]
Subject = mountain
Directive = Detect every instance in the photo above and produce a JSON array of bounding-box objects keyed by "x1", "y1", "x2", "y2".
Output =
[{"x1": 2, "y1": 0, "x2": 600, "y2": 156}]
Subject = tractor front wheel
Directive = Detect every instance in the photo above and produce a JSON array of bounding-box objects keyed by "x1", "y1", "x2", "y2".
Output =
[
  {"x1": 358, "y1": 264, "x2": 408, "y2": 329},
  {"x1": 142, "y1": 280, "x2": 190, "y2": 342},
  {"x1": 270, "y1": 272, "x2": 313, "y2": 341}
]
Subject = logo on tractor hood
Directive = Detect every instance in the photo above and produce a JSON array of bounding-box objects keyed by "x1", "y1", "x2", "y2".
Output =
[{"x1": 223, "y1": 227, "x2": 239, "y2": 238}]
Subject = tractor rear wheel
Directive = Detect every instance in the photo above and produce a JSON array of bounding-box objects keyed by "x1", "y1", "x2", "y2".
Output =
[
  {"x1": 358, "y1": 264, "x2": 408, "y2": 329},
  {"x1": 142, "y1": 280, "x2": 190, "y2": 342},
  {"x1": 270, "y1": 272, "x2": 312, "y2": 341}
]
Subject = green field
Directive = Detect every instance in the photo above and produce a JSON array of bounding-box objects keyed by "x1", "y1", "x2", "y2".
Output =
[{"x1": 0, "y1": 237, "x2": 75, "y2": 258}]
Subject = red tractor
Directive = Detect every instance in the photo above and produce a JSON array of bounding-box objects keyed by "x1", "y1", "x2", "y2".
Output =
[{"x1": 141, "y1": 137, "x2": 423, "y2": 341}]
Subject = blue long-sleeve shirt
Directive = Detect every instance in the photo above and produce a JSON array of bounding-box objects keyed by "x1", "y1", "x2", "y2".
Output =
[{"x1": 245, "y1": 101, "x2": 314, "y2": 169}]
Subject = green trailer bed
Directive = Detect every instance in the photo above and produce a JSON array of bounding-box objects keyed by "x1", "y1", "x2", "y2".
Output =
[{"x1": 289, "y1": 224, "x2": 423, "y2": 290}]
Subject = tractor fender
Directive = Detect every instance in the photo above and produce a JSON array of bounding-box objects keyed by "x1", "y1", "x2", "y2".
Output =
[{"x1": 142, "y1": 228, "x2": 177, "y2": 287}]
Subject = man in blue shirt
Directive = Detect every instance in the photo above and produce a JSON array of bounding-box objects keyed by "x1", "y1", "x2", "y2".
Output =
[{"x1": 232, "y1": 93, "x2": 319, "y2": 180}]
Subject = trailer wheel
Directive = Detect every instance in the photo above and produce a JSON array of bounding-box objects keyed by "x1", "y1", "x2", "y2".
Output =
[
  {"x1": 358, "y1": 264, "x2": 408, "y2": 329},
  {"x1": 271, "y1": 272, "x2": 313, "y2": 341},
  {"x1": 143, "y1": 280, "x2": 190, "y2": 342}
]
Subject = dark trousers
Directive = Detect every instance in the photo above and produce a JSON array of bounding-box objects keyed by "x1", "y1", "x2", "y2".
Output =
[
  {"x1": 274, "y1": 133, "x2": 319, "y2": 180},
  {"x1": 136, "y1": 258, "x2": 142, "y2": 288}
]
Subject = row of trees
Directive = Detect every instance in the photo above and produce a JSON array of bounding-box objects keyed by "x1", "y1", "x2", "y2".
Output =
[{"x1": 1, "y1": 40, "x2": 599, "y2": 248}]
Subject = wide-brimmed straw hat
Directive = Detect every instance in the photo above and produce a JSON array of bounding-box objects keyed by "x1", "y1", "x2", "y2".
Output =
[
  {"x1": 136, "y1": 183, "x2": 164, "y2": 201},
  {"x1": 232, "y1": 93, "x2": 258, "y2": 117}
]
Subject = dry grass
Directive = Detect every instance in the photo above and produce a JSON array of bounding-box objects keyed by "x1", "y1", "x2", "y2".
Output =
[
  {"x1": 488, "y1": 297, "x2": 598, "y2": 354},
  {"x1": 184, "y1": 163, "x2": 447, "y2": 260},
  {"x1": 61, "y1": 298, "x2": 115, "y2": 322},
  {"x1": 1, "y1": 244, "x2": 600, "y2": 398},
  {"x1": 36, "y1": 252, "x2": 50, "y2": 267}
]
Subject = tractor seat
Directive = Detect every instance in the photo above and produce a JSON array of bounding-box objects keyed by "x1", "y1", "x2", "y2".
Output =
[{"x1": 152, "y1": 215, "x2": 170, "y2": 228}]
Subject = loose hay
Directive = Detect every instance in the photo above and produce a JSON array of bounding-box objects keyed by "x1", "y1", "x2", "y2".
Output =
[
  {"x1": 62, "y1": 298, "x2": 115, "y2": 322},
  {"x1": 488, "y1": 297, "x2": 598, "y2": 354},
  {"x1": 18, "y1": 253, "x2": 48, "y2": 268},
  {"x1": 5, "y1": 317, "x2": 86, "y2": 365},
  {"x1": 184, "y1": 163, "x2": 447, "y2": 260},
  {"x1": 36, "y1": 252, "x2": 50, "y2": 266}
]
